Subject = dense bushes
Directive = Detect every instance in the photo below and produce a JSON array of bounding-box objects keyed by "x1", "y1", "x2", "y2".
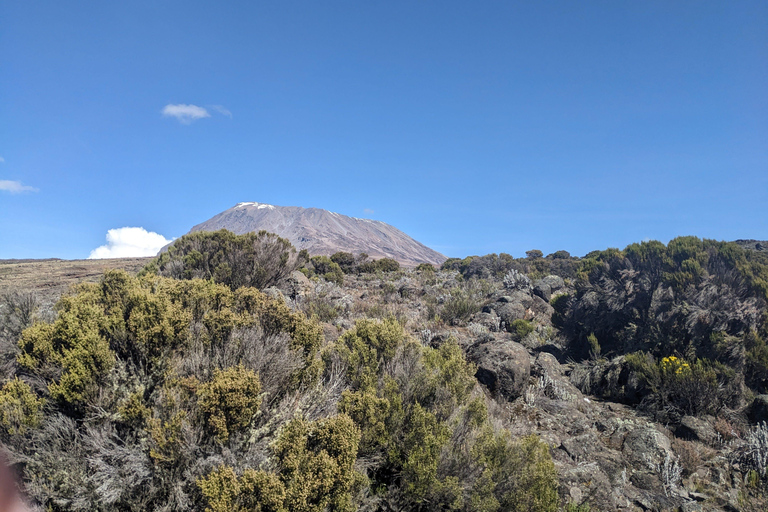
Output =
[
  {"x1": 560, "y1": 237, "x2": 768, "y2": 393},
  {"x1": 442, "y1": 251, "x2": 578, "y2": 280},
  {"x1": 330, "y1": 318, "x2": 559, "y2": 511},
  {"x1": 144, "y1": 230, "x2": 307, "y2": 290},
  {"x1": 626, "y1": 353, "x2": 738, "y2": 418}
]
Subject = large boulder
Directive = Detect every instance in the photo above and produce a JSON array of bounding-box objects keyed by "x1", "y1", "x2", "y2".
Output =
[
  {"x1": 467, "y1": 338, "x2": 531, "y2": 401},
  {"x1": 622, "y1": 426, "x2": 672, "y2": 471},
  {"x1": 541, "y1": 274, "x2": 565, "y2": 292},
  {"x1": 677, "y1": 416, "x2": 717, "y2": 445},
  {"x1": 493, "y1": 291, "x2": 554, "y2": 328},
  {"x1": 533, "y1": 280, "x2": 552, "y2": 302}
]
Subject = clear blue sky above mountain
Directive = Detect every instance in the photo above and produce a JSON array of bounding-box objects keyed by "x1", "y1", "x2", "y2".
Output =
[{"x1": 1, "y1": 0, "x2": 766, "y2": 259}]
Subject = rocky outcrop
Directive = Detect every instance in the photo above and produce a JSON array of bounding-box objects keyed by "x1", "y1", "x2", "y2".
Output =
[{"x1": 467, "y1": 337, "x2": 530, "y2": 400}]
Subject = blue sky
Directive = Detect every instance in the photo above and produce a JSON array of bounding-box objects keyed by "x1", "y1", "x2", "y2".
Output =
[{"x1": 1, "y1": 1, "x2": 766, "y2": 259}]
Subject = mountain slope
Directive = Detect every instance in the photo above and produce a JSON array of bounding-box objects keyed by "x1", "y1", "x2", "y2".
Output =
[{"x1": 186, "y1": 202, "x2": 446, "y2": 267}]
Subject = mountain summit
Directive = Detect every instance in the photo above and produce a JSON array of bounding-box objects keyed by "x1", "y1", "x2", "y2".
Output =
[{"x1": 186, "y1": 202, "x2": 446, "y2": 267}]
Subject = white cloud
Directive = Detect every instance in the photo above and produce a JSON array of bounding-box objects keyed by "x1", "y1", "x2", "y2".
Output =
[
  {"x1": 209, "y1": 105, "x2": 232, "y2": 118},
  {"x1": 0, "y1": 180, "x2": 38, "y2": 193},
  {"x1": 363, "y1": 208, "x2": 375, "y2": 214},
  {"x1": 0, "y1": 157, "x2": 5, "y2": 163},
  {"x1": 89, "y1": 227, "x2": 172, "y2": 259},
  {"x1": 162, "y1": 104, "x2": 211, "y2": 124}
]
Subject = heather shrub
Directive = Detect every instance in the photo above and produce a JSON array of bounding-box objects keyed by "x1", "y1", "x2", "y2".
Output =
[
  {"x1": 510, "y1": 319, "x2": 534, "y2": 339},
  {"x1": 0, "y1": 377, "x2": 44, "y2": 436},
  {"x1": 196, "y1": 365, "x2": 262, "y2": 442},
  {"x1": 145, "y1": 229, "x2": 306, "y2": 290},
  {"x1": 309, "y1": 255, "x2": 344, "y2": 285}
]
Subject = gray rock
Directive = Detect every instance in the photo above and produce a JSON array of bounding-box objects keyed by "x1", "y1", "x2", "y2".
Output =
[
  {"x1": 533, "y1": 280, "x2": 552, "y2": 302},
  {"x1": 622, "y1": 426, "x2": 672, "y2": 471},
  {"x1": 284, "y1": 270, "x2": 311, "y2": 299},
  {"x1": 748, "y1": 394, "x2": 768, "y2": 424},
  {"x1": 677, "y1": 416, "x2": 717, "y2": 444},
  {"x1": 467, "y1": 338, "x2": 530, "y2": 401},
  {"x1": 263, "y1": 286, "x2": 285, "y2": 302},
  {"x1": 541, "y1": 274, "x2": 565, "y2": 292},
  {"x1": 471, "y1": 311, "x2": 500, "y2": 332}
]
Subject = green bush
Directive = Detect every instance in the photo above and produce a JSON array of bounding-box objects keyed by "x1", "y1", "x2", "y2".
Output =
[
  {"x1": 196, "y1": 365, "x2": 262, "y2": 442},
  {"x1": 145, "y1": 229, "x2": 306, "y2": 290},
  {"x1": 309, "y1": 256, "x2": 344, "y2": 285},
  {"x1": 510, "y1": 319, "x2": 535, "y2": 339},
  {"x1": 0, "y1": 377, "x2": 44, "y2": 435}
]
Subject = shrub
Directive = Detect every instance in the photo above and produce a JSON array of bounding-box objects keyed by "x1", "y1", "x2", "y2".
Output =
[
  {"x1": 309, "y1": 256, "x2": 344, "y2": 286},
  {"x1": 276, "y1": 415, "x2": 361, "y2": 512},
  {"x1": 415, "y1": 263, "x2": 435, "y2": 273},
  {"x1": 672, "y1": 437, "x2": 701, "y2": 476},
  {"x1": 628, "y1": 354, "x2": 732, "y2": 417},
  {"x1": 440, "y1": 288, "x2": 482, "y2": 326},
  {"x1": 510, "y1": 319, "x2": 534, "y2": 339},
  {"x1": 196, "y1": 365, "x2": 262, "y2": 442},
  {"x1": 0, "y1": 377, "x2": 44, "y2": 435},
  {"x1": 145, "y1": 230, "x2": 306, "y2": 290}
]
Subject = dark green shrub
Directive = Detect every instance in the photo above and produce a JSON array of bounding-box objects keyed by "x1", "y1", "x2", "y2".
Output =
[
  {"x1": 309, "y1": 256, "x2": 344, "y2": 285},
  {"x1": 196, "y1": 364, "x2": 262, "y2": 442},
  {"x1": 0, "y1": 377, "x2": 44, "y2": 435},
  {"x1": 145, "y1": 229, "x2": 306, "y2": 290},
  {"x1": 415, "y1": 263, "x2": 436, "y2": 273},
  {"x1": 510, "y1": 319, "x2": 535, "y2": 339}
]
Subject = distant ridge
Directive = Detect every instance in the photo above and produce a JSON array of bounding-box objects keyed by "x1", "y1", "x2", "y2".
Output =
[{"x1": 185, "y1": 202, "x2": 446, "y2": 267}]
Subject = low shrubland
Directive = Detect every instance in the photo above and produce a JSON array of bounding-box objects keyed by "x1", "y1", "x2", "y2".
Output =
[{"x1": 0, "y1": 232, "x2": 559, "y2": 512}]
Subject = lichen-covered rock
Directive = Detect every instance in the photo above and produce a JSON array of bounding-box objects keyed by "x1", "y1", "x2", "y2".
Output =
[
  {"x1": 677, "y1": 416, "x2": 717, "y2": 445},
  {"x1": 467, "y1": 338, "x2": 530, "y2": 400}
]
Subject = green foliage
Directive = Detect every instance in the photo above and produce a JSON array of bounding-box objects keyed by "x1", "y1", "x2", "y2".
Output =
[
  {"x1": 510, "y1": 319, "x2": 535, "y2": 339},
  {"x1": 145, "y1": 229, "x2": 306, "y2": 290},
  {"x1": 275, "y1": 415, "x2": 361, "y2": 512},
  {"x1": 587, "y1": 332, "x2": 601, "y2": 358},
  {"x1": 526, "y1": 249, "x2": 544, "y2": 260},
  {"x1": 199, "y1": 414, "x2": 360, "y2": 512},
  {"x1": 330, "y1": 252, "x2": 357, "y2": 273},
  {"x1": 309, "y1": 256, "x2": 344, "y2": 285},
  {"x1": 333, "y1": 317, "x2": 404, "y2": 389},
  {"x1": 415, "y1": 263, "x2": 436, "y2": 273},
  {"x1": 17, "y1": 285, "x2": 116, "y2": 408},
  {"x1": 330, "y1": 318, "x2": 558, "y2": 510},
  {"x1": 562, "y1": 237, "x2": 768, "y2": 400},
  {"x1": 198, "y1": 466, "x2": 286, "y2": 512},
  {"x1": 627, "y1": 353, "x2": 733, "y2": 416},
  {"x1": 440, "y1": 288, "x2": 482, "y2": 326},
  {"x1": 197, "y1": 365, "x2": 262, "y2": 442},
  {"x1": 0, "y1": 377, "x2": 44, "y2": 435}
]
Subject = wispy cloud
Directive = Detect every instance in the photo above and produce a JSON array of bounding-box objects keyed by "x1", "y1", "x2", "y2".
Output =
[
  {"x1": 0, "y1": 157, "x2": 5, "y2": 163},
  {"x1": 364, "y1": 208, "x2": 375, "y2": 214},
  {"x1": 89, "y1": 227, "x2": 172, "y2": 259},
  {"x1": 162, "y1": 104, "x2": 211, "y2": 124},
  {"x1": 209, "y1": 105, "x2": 232, "y2": 118},
  {"x1": 0, "y1": 180, "x2": 38, "y2": 194}
]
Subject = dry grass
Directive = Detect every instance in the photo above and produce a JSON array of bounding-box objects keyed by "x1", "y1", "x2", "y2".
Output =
[{"x1": 0, "y1": 257, "x2": 149, "y2": 308}]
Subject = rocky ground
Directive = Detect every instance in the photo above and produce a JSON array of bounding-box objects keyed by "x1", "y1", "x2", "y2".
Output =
[{"x1": 280, "y1": 267, "x2": 768, "y2": 512}]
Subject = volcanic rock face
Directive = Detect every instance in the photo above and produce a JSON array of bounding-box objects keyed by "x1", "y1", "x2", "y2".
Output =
[{"x1": 186, "y1": 202, "x2": 446, "y2": 267}]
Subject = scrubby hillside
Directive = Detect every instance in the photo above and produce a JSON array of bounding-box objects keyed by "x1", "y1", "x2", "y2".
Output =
[{"x1": 1, "y1": 233, "x2": 767, "y2": 511}]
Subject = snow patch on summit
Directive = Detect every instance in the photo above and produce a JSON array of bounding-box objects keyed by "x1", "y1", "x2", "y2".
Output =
[{"x1": 236, "y1": 202, "x2": 275, "y2": 210}]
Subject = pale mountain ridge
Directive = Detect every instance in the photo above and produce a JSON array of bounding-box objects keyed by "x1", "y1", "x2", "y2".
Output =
[{"x1": 186, "y1": 202, "x2": 447, "y2": 267}]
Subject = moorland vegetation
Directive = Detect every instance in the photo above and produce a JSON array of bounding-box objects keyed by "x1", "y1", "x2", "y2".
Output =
[{"x1": 1, "y1": 231, "x2": 768, "y2": 511}]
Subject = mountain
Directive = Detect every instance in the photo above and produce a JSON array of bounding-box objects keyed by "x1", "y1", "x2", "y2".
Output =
[
  {"x1": 186, "y1": 202, "x2": 447, "y2": 267},
  {"x1": 735, "y1": 239, "x2": 768, "y2": 253}
]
